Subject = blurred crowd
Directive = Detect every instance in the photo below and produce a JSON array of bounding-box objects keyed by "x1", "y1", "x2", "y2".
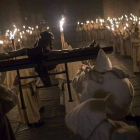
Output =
[
  {"x1": 76, "y1": 14, "x2": 140, "y2": 73},
  {"x1": 0, "y1": 24, "x2": 51, "y2": 53}
]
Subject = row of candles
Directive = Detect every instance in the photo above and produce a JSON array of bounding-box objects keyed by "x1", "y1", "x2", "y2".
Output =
[
  {"x1": 75, "y1": 13, "x2": 140, "y2": 36},
  {"x1": 0, "y1": 24, "x2": 50, "y2": 46}
]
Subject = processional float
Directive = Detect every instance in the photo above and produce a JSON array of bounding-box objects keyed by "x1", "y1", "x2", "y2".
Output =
[{"x1": 0, "y1": 31, "x2": 113, "y2": 114}]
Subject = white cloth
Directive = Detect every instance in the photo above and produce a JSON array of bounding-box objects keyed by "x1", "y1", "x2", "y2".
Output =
[
  {"x1": 94, "y1": 49, "x2": 113, "y2": 73},
  {"x1": 111, "y1": 126, "x2": 140, "y2": 140},
  {"x1": 0, "y1": 85, "x2": 18, "y2": 140},
  {"x1": 64, "y1": 83, "x2": 80, "y2": 113},
  {"x1": 5, "y1": 68, "x2": 41, "y2": 123},
  {"x1": 65, "y1": 98, "x2": 129, "y2": 140},
  {"x1": 0, "y1": 85, "x2": 18, "y2": 115},
  {"x1": 55, "y1": 61, "x2": 82, "y2": 81},
  {"x1": 80, "y1": 72, "x2": 134, "y2": 120},
  {"x1": 72, "y1": 50, "x2": 134, "y2": 120},
  {"x1": 55, "y1": 59, "x2": 82, "y2": 113}
]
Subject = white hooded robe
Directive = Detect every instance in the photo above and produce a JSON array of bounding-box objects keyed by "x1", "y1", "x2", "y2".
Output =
[{"x1": 72, "y1": 49, "x2": 134, "y2": 120}]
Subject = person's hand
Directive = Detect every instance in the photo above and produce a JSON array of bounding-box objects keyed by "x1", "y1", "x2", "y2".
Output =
[
  {"x1": 13, "y1": 76, "x2": 19, "y2": 86},
  {"x1": 79, "y1": 64, "x2": 85, "y2": 70}
]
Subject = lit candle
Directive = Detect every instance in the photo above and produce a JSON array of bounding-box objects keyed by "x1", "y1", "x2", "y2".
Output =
[
  {"x1": 0, "y1": 40, "x2": 3, "y2": 44},
  {"x1": 126, "y1": 23, "x2": 129, "y2": 27},
  {"x1": 59, "y1": 16, "x2": 65, "y2": 32},
  {"x1": 30, "y1": 31, "x2": 32, "y2": 34}
]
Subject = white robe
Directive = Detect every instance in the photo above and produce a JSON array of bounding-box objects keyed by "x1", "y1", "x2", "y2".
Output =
[
  {"x1": 0, "y1": 85, "x2": 18, "y2": 140},
  {"x1": 65, "y1": 98, "x2": 129, "y2": 140},
  {"x1": 5, "y1": 68, "x2": 41, "y2": 124},
  {"x1": 72, "y1": 70, "x2": 134, "y2": 120},
  {"x1": 55, "y1": 61, "x2": 82, "y2": 113}
]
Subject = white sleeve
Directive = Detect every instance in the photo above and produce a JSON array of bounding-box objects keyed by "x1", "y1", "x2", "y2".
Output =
[
  {"x1": 0, "y1": 85, "x2": 18, "y2": 115},
  {"x1": 72, "y1": 70, "x2": 86, "y2": 94},
  {"x1": 80, "y1": 80, "x2": 99, "y2": 103}
]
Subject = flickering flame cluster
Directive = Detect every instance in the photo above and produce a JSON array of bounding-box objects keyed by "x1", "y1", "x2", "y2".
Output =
[
  {"x1": 77, "y1": 13, "x2": 140, "y2": 35},
  {"x1": 4, "y1": 24, "x2": 50, "y2": 42}
]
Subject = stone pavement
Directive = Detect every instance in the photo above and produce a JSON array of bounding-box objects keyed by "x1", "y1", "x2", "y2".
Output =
[{"x1": 6, "y1": 40, "x2": 140, "y2": 140}]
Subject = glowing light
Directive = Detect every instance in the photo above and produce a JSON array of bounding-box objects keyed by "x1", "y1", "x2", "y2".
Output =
[
  {"x1": 0, "y1": 40, "x2": 3, "y2": 44},
  {"x1": 91, "y1": 21, "x2": 93, "y2": 23},
  {"x1": 18, "y1": 29, "x2": 20, "y2": 31},
  {"x1": 126, "y1": 23, "x2": 129, "y2": 27},
  {"x1": 96, "y1": 19, "x2": 98, "y2": 23},
  {"x1": 23, "y1": 25, "x2": 25, "y2": 28},
  {"x1": 124, "y1": 27, "x2": 126, "y2": 30},
  {"x1": 116, "y1": 25, "x2": 119, "y2": 28},
  {"x1": 32, "y1": 28, "x2": 34, "y2": 30},
  {"x1": 47, "y1": 27, "x2": 49, "y2": 29},
  {"x1": 36, "y1": 26, "x2": 38, "y2": 29},
  {"x1": 111, "y1": 27, "x2": 114, "y2": 31},
  {"x1": 26, "y1": 30, "x2": 29, "y2": 33},
  {"x1": 77, "y1": 22, "x2": 80, "y2": 25},
  {"x1": 5, "y1": 32, "x2": 9, "y2": 36},
  {"x1": 81, "y1": 23, "x2": 83, "y2": 25},
  {"x1": 106, "y1": 26, "x2": 110, "y2": 29},
  {"x1": 22, "y1": 31, "x2": 25, "y2": 34},
  {"x1": 6, "y1": 30, "x2": 10, "y2": 32},
  {"x1": 28, "y1": 27, "x2": 31, "y2": 29},
  {"x1": 13, "y1": 25, "x2": 16, "y2": 28},
  {"x1": 18, "y1": 39, "x2": 20, "y2": 42},
  {"x1": 20, "y1": 35, "x2": 23, "y2": 38},
  {"x1": 10, "y1": 28, "x2": 17, "y2": 39},
  {"x1": 86, "y1": 21, "x2": 89, "y2": 24},
  {"x1": 59, "y1": 16, "x2": 65, "y2": 32},
  {"x1": 30, "y1": 31, "x2": 32, "y2": 34}
]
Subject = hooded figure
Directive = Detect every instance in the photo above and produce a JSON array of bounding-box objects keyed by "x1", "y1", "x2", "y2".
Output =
[
  {"x1": 130, "y1": 27, "x2": 140, "y2": 73},
  {"x1": 55, "y1": 44, "x2": 82, "y2": 113},
  {"x1": 72, "y1": 49, "x2": 134, "y2": 120},
  {"x1": 0, "y1": 83, "x2": 18, "y2": 140},
  {"x1": 65, "y1": 96, "x2": 140, "y2": 140},
  {"x1": 5, "y1": 65, "x2": 42, "y2": 126}
]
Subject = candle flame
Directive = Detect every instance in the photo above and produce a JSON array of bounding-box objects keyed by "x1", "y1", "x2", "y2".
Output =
[
  {"x1": 60, "y1": 16, "x2": 65, "y2": 32},
  {"x1": 0, "y1": 40, "x2": 3, "y2": 44}
]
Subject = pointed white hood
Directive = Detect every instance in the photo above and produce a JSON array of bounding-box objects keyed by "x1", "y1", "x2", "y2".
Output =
[
  {"x1": 68, "y1": 45, "x2": 72, "y2": 50},
  {"x1": 65, "y1": 97, "x2": 108, "y2": 140},
  {"x1": 63, "y1": 42, "x2": 69, "y2": 49},
  {"x1": 94, "y1": 49, "x2": 113, "y2": 73}
]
